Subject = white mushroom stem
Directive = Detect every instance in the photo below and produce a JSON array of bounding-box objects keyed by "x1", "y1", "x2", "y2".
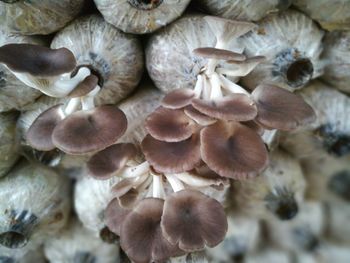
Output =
[
  {"x1": 202, "y1": 76, "x2": 212, "y2": 100},
  {"x1": 81, "y1": 85, "x2": 101, "y2": 111},
  {"x1": 137, "y1": 174, "x2": 153, "y2": 193},
  {"x1": 166, "y1": 174, "x2": 185, "y2": 192},
  {"x1": 209, "y1": 72, "x2": 223, "y2": 100},
  {"x1": 11, "y1": 67, "x2": 91, "y2": 98},
  {"x1": 117, "y1": 161, "x2": 150, "y2": 179},
  {"x1": 193, "y1": 74, "x2": 204, "y2": 98},
  {"x1": 218, "y1": 74, "x2": 250, "y2": 95},
  {"x1": 64, "y1": 97, "x2": 81, "y2": 115},
  {"x1": 174, "y1": 172, "x2": 222, "y2": 188},
  {"x1": 152, "y1": 174, "x2": 165, "y2": 199}
]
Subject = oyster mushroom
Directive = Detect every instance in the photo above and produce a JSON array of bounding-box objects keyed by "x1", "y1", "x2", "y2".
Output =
[
  {"x1": 266, "y1": 201, "x2": 325, "y2": 252},
  {"x1": 293, "y1": 0, "x2": 350, "y2": 31},
  {"x1": 0, "y1": 25, "x2": 42, "y2": 112},
  {"x1": 94, "y1": 0, "x2": 191, "y2": 34},
  {"x1": 51, "y1": 15, "x2": 144, "y2": 105},
  {"x1": 0, "y1": 112, "x2": 18, "y2": 178},
  {"x1": 161, "y1": 189, "x2": 227, "y2": 252},
  {"x1": 44, "y1": 218, "x2": 120, "y2": 263},
  {"x1": 0, "y1": 0, "x2": 84, "y2": 35},
  {"x1": 146, "y1": 14, "x2": 254, "y2": 94},
  {"x1": 240, "y1": 10, "x2": 324, "y2": 91},
  {"x1": 119, "y1": 198, "x2": 185, "y2": 263},
  {"x1": 196, "y1": 0, "x2": 292, "y2": 22},
  {"x1": 232, "y1": 149, "x2": 306, "y2": 220},
  {"x1": 322, "y1": 31, "x2": 350, "y2": 94},
  {"x1": 0, "y1": 160, "x2": 71, "y2": 259}
]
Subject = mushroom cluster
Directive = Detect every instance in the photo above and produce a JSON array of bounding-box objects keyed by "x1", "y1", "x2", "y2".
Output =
[{"x1": 1, "y1": 1, "x2": 349, "y2": 262}]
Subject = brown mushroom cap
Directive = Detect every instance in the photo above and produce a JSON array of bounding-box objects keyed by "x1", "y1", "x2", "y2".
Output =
[
  {"x1": 87, "y1": 143, "x2": 137, "y2": 179},
  {"x1": 252, "y1": 84, "x2": 316, "y2": 131},
  {"x1": 118, "y1": 188, "x2": 140, "y2": 208},
  {"x1": 145, "y1": 106, "x2": 196, "y2": 142},
  {"x1": 184, "y1": 105, "x2": 216, "y2": 126},
  {"x1": 105, "y1": 198, "x2": 131, "y2": 236},
  {"x1": 191, "y1": 94, "x2": 257, "y2": 121},
  {"x1": 200, "y1": 121, "x2": 268, "y2": 179},
  {"x1": 120, "y1": 198, "x2": 184, "y2": 263},
  {"x1": 161, "y1": 190, "x2": 227, "y2": 252},
  {"x1": 68, "y1": 75, "x2": 99, "y2": 98},
  {"x1": 141, "y1": 134, "x2": 201, "y2": 174},
  {"x1": 26, "y1": 104, "x2": 64, "y2": 151},
  {"x1": 52, "y1": 105, "x2": 127, "y2": 155},
  {"x1": 193, "y1": 47, "x2": 245, "y2": 61},
  {"x1": 161, "y1": 88, "x2": 195, "y2": 109},
  {"x1": 0, "y1": 44, "x2": 76, "y2": 76}
]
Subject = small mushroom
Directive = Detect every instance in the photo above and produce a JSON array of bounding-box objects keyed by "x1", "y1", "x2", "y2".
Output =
[
  {"x1": 26, "y1": 104, "x2": 64, "y2": 151},
  {"x1": 51, "y1": 105, "x2": 127, "y2": 155},
  {"x1": 161, "y1": 88, "x2": 195, "y2": 110},
  {"x1": 200, "y1": 121, "x2": 268, "y2": 179},
  {"x1": 87, "y1": 143, "x2": 137, "y2": 179},
  {"x1": 161, "y1": 189, "x2": 227, "y2": 252},
  {"x1": 191, "y1": 94, "x2": 257, "y2": 121},
  {"x1": 141, "y1": 134, "x2": 201, "y2": 174},
  {"x1": 252, "y1": 84, "x2": 316, "y2": 131},
  {"x1": 120, "y1": 198, "x2": 184, "y2": 263},
  {"x1": 146, "y1": 106, "x2": 197, "y2": 142},
  {"x1": 193, "y1": 47, "x2": 245, "y2": 61}
]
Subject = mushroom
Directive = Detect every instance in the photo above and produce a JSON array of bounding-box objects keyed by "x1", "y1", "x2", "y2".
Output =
[
  {"x1": 232, "y1": 149, "x2": 305, "y2": 220},
  {"x1": 0, "y1": 112, "x2": 19, "y2": 178},
  {"x1": 0, "y1": 160, "x2": 71, "y2": 259},
  {"x1": 196, "y1": 0, "x2": 292, "y2": 22},
  {"x1": 0, "y1": 24, "x2": 42, "y2": 112},
  {"x1": 51, "y1": 14, "x2": 144, "y2": 105},
  {"x1": 161, "y1": 189, "x2": 227, "y2": 251},
  {"x1": 93, "y1": 0, "x2": 191, "y2": 34},
  {"x1": 0, "y1": 0, "x2": 84, "y2": 35},
  {"x1": 240, "y1": 10, "x2": 324, "y2": 91},
  {"x1": 44, "y1": 218, "x2": 120, "y2": 263},
  {"x1": 119, "y1": 198, "x2": 185, "y2": 263},
  {"x1": 146, "y1": 15, "x2": 255, "y2": 94}
]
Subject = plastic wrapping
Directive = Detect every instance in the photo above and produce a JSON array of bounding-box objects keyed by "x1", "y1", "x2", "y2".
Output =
[
  {"x1": 197, "y1": 0, "x2": 291, "y2": 22},
  {"x1": 94, "y1": 0, "x2": 191, "y2": 34},
  {"x1": 0, "y1": 0, "x2": 84, "y2": 35},
  {"x1": 44, "y1": 218, "x2": 120, "y2": 263},
  {"x1": 240, "y1": 10, "x2": 324, "y2": 91},
  {"x1": 232, "y1": 149, "x2": 306, "y2": 220},
  {"x1": 293, "y1": 0, "x2": 350, "y2": 31},
  {"x1": 0, "y1": 161, "x2": 71, "y2": 258},
  {"x1": 146, "y1": 14, "x2": 245, "y2": 93},
  {"x1": 0, "y1": 112, "x2": 19, "y2": 178},
  {"x1": 322, "y1": 31, "x2": 350, "y2": 94},
  {"x1": 118, "y1": 85, "x2": 163, "y2": 145},
  {"x1": 51, "y1": 15, "x2": 144, "y2": 106}
]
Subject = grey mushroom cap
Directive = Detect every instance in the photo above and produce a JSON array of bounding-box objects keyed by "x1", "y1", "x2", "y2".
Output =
[
  {"x1": 0, "y1": 44, "x2": 76, "y2": 77},
  {"x1": 52, "y1": 105, "x2": 127, "y2": 155}
]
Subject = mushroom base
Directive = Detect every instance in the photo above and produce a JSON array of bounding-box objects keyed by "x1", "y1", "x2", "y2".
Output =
[
  {"x1": 0, "y1": 231, "x2": 28, "y2": 249},
  {"x1": 127, "y1": 0, "x2": 163, "y2": 10},
  {"x1": 273, "y1": 48, "x2": 313, "y2": 89}
]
